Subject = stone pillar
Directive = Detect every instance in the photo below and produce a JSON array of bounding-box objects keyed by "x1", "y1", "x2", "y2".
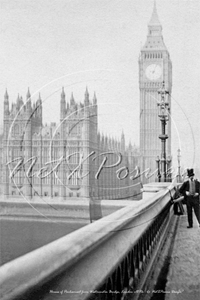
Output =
[
  {"x1": 82, "y1": 105, "x2": 90, "y2": 199},
  {"x1": 3, "y1": 137, "x2": 9, "y2": 198},
  {"x1": 24, "y1": 94, "x2": 32, "y2": 199},
  {"x1": 60, "y1": 122, "x2": 66, "y2": 200}
]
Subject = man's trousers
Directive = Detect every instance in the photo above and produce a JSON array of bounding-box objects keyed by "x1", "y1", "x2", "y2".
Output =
[{"x1": 186, "y1": 196, "x2": 200, "y2": 227}]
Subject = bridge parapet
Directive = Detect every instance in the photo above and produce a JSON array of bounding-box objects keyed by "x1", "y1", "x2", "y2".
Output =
[{"x1": 0, "y1": 183, "x2": 177, "y2": 300}]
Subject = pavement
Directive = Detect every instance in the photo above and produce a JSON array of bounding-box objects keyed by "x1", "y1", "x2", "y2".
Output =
[{"x1": 165, "y1": 214, "x2": 200, "y2": 300}]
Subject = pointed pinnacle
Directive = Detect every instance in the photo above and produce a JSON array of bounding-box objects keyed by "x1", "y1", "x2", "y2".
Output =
[
  {"x1": 70, "y1": 92, "x2": 75, "y2": 105},
  {"x1": 61, "y1": 87, "x2": 65, "y2": 97},
  {"x1": 4, "y1": 89, "x2": 9, "y2": 100},
  {"x1": 93, "y1": 92, "x2": 97, "y2": 104},
  {"x1": 85, "y1": 86, "x2": 89, "y2": 97},
  {"x1": 149, "y1": 0, "x2": 161, "y2": 26},
  {"x1": 26, "y1": 87, "x2": 31, "y2": 99}
]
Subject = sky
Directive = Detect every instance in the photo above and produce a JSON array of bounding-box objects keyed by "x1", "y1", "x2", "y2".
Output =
[{"x1": 0, "y1": 0, "x2": 200, "y2": 176}]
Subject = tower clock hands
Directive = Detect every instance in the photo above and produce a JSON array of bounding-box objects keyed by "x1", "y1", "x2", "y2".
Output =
[
  {"x1": 145, "y1": 64, "x2": 162, "y2": 80},
  {"x1": 152, "y1": 64, "x2": 157, "y2": 74}
]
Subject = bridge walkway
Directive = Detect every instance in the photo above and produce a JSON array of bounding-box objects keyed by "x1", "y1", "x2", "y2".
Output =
[{"x1": 165, "y1": 214, "x2": 200, "y2": 300}]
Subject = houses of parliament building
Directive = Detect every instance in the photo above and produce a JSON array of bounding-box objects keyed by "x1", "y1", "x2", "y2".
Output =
[
  {"x1": 0, "y1": 3, "x2": 172, "y2": 200},
  {"x1": 0, "y1": 87, "x2": 141, "y2": 200}
]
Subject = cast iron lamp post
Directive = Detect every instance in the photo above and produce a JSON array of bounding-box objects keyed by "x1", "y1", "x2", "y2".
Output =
[
  {"x1": 167, "y1": 155, "x2": 172, "y2": 182},
  {"x1": 157, "y1": 81, "x2": 170, "y2": 182},
  {"x1": 156, "y1": 156, "x2": 161, "y2": 182}
]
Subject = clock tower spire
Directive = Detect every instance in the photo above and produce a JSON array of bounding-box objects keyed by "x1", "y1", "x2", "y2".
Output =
[
  {"x1": 139, "y1": 2, "x2": 172, "y2": 183},
  {"x1": 149, "y1": 1, "x2": 161, "y2": 26},
  {"x1": 143, "y1": 1, "x2": 166, "y2": 51}
]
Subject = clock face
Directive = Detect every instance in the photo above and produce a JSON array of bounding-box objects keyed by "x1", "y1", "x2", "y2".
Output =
[{"x1": 145, "y1": 64, "x2": 162, "y2": 81}]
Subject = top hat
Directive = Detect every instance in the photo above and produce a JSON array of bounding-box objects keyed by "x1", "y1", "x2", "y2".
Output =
[{"x1": 187, "y1": 168, "x2": 195, "y2": 177}]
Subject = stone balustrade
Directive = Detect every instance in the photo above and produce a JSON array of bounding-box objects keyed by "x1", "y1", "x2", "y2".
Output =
[{"x1": 0, "y1": 183, "x2": 177, "y2": 300}]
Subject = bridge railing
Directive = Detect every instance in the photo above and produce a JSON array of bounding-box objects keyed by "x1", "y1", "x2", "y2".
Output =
[{"x1": 0, "y1": 183, "x2": 177, "y2": 300}]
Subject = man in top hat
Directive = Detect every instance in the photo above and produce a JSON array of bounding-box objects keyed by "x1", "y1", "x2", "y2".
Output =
[{"x1": 179, "y1": 168, "x2": 200, "y2": 228}]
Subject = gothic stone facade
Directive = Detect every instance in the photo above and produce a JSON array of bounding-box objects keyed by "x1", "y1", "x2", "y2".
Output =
[{"x1": 0, "y1": 88, "x2": 141, "y2": 200}]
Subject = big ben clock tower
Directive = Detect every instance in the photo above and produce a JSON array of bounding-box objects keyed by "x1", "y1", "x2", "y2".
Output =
[{"x1": 139, "y1": 2, "x2": 172, "y2": 182}]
